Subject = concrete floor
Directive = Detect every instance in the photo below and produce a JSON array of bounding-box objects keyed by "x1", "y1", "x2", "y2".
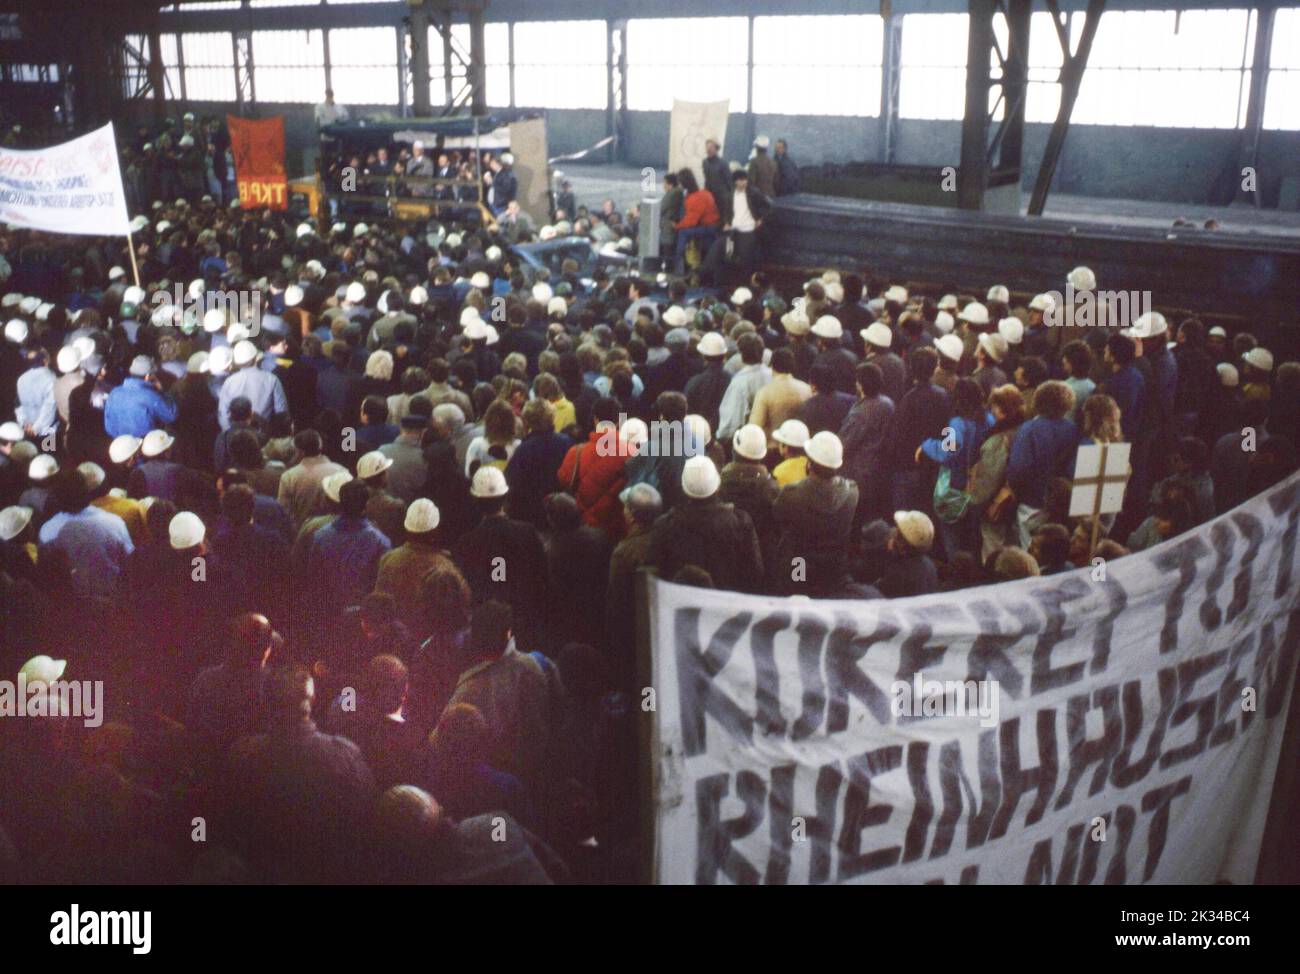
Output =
[{"x1": 560, "y1": 162, "x2": 1300, "y2": 239}]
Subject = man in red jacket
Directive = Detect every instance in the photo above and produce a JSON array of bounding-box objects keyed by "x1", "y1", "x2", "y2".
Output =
[{"x1": 557, "y1": 396, "x2": 630, "y2": 542}]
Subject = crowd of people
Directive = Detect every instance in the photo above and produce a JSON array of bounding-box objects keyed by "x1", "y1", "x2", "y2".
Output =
[{"x1": 0, "y1": 138, "x2": 1296, "y2": 885}]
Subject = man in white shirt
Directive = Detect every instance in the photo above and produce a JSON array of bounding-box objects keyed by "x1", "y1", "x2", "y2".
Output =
[
  {"x1": 721, "y1": 169, "x2": 769, "y2": 282},
  {"x1": 218, "y1": 341, "x2": 288, "y2": 429},
  {"x1": 314, "y1": 90, "x2": 349, "y2": 129}
]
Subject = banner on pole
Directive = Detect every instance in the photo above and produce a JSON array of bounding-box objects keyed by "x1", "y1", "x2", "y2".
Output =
[
  {"x1": 228, "y1": 114, "x2": 288, "y2": 211},
  {"x1": 646, "y1": 471, "x2": 1300, "y2": 884},
  {"x1": 667, "y1": 99, "x2": 729, "y2": 191},
  {"x1": 0, "y1": 122, "x2": 130, "y2": 236}
]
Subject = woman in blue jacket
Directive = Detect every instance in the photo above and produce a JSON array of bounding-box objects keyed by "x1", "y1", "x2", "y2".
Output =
[{"x1": 919, "y1": 378, "x2": 992, "y2": 559}]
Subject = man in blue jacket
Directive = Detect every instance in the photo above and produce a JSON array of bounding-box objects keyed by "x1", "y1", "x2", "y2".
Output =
[
  {"x1": 104, "y1": 356, "x2": 178, "y2": 439},
  {"x1": 1006, "y1": 380, "x2": 1078, "y2": 547}
]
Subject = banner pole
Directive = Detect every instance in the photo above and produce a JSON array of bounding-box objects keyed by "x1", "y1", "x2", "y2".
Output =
[
  {"x1": 1090, "y1": 443, "x2": 1106, "y2": 555},
  {"x1": 125, "y1": 228, "x2": 142, "y2": 288}
]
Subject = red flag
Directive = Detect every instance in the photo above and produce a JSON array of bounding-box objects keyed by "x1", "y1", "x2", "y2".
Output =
[{"x1": 227, "y1": 114, "x2": 288, "y2": 211}]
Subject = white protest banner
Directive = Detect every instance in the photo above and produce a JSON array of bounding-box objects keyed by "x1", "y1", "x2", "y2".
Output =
[
  {"x1": 668, "y1": 99, "x2": 729, "y2": 190},
  {"x1": 646, "y1": 470, "x2": 1300, "y2": 884},
  {"x1": 0, "y1": 122, "x2": 130, "y2": 236}
]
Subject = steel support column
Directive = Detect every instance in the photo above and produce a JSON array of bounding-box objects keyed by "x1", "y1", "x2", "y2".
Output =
[
  {"x1": 1235, "y1": 5, "x2": 1276, "y2": 208},
  {"x1": 880, "y1": 0, "x2": 903, "y2": 165},
  {"x1": 468, "y1": 4, "x2": 486, "y2": 116},
  {"x1": 957, "y1": 0, "x2": 997, "y2": 210},
  {"x1": 1028, "y1": 0, "x2": 1106, "y2": 216}
]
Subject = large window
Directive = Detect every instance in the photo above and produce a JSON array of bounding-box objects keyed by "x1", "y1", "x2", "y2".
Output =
[
  {"x1": 899, "y1": 14, "x2": 969, "y2": 121},
  {"x1": 900, "y1": 10, "x2": 1252, "y2": 127},
  {"x1": 1073, "y1": 9, "x2": 1253, "y2": 127},
  {"x1": 753, "y1": 15, "x2": 882, "y2": 116},
  {"x1": 627, "y1": 18, "x2": 749, "y2": 111},
  {"x1": 1264, "y1": 7, "x2": 1300, "y2": 129},
  {"x1": 182, "y1": 32, "x2": 236, "y2": 102},
  {"x1": 328, "y1": 26, "x2": 398, "y2": 106},
  {"x1": 252, "y1": 29, "x2": 326, "y2": 103},
  {"x1": 513, "y1": 20, "x2": 605, "y2": 109},
  {"x1": 161, "y1": 33, "x2": 182, "y2": 100}
]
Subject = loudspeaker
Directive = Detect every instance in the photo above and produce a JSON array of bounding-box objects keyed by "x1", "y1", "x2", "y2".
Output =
[{"x1": 637, "y1": 195, "x2": 661, "y2": 273}]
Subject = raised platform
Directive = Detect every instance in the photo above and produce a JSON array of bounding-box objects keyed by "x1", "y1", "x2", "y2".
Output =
[{"x1": 765, "y1": 193, "x2": 1300, "y2": 327}]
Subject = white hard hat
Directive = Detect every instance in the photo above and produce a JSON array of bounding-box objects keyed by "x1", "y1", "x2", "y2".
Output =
[
  {"x1": 356, "y1": 450, "x2": 394, "y2": 480},
  {"x1": 773, "y1": 419, "x2": 810, "y2": 448},
  {"x1": 284, "y1": 284, "x2": 304, "y2": 308},
  {"x1": 72, "y1": 336, "x2": 97, "y2": 361},
  {"x1": 20, "y1": 654, "x2": 66, "y2": 684},
  {"x1": 500, "y1": 152, "x2": 514, "y2": 166},
  {"x1": 18, "y1": 296, "x2": 39, "y2": 315},
  {"x1": 936, "y1": 334, "x2": 964, "y2": 363},
  {"x1": 782, "y1": 310, "x2": 810, "y2": 336},
  {"x1": 0, "y1": 505, "x2": 33, "y2": 542},
  {"x1": 227, "y1": 322, "x2": 251, "y2": 344},
  {"x1": 620, "y1": 417, "x2": 649, "y2": 452},
  {"x1": 353, "y1": 223, "x2": 370, "y2": 237},
  {"x1": 863, "y1": 322, "x2": 892, "y2": 349},
  {"x1": 470, "y1": 465, "x2": 508, "y2": 498},
  {"x1": 141, "y1": 429, "x2": 175, "y2": 458},
  {"x1": 156, "y1": 220, "x2": 171, "y2": 235},
  {"x1": 1029, "y1": 292, "x2": 1056, "y2": 313},
  {"x1": 77, "y1": 462, "x2": 106, "y2": 491},
  {"x1": 232, "y1": 340, "x2": 258, "y2": 367},
  {"x1": 662, "y1": 306, "x2": 688, "y2": 328},
  {"x1": 532, "y1": 282, "x2": 554, "y2": 304},
  {"x1": 56, "y1": 345, "x2": 82, "y2": 374},
  {"x1": 470, "y1": 271, "x2": 491, "y2": 291},
  {"x1": 404, "y1": 498, "x2": 441, "y2": 534},
  {"x1": 824, "y1": 281, "x2": 844, "y2": 304},
  {"x1": 203, "y1": 307, "x2": 229, "y2": 333},
  {"x1": 978, "y1": 332, "x2": 1009, "y2": 364},
  {"x1": 698, "y1": 332, "x2": 727, "y2": 357},
  {"x1": 178, "y1": 134, "x2": 195, "y2": 149},
  {"x1": 1208, "y1": 326, "x2": 1227, "y2": 338},
  {"x1": 346, "y1": 281, "x2": 367, "y2": 303},
  {"x1": 1217, "y1": 362, "x2": 1239, "y2": 387},
  {"x1": 445, "y1": 232, "x2": 463, "y2": 248},
  {"x1": 462, "y1": 318, "x2": 488, "y2": 341},
  {"x1": 129, "y1": 215, "x2": 149, "y2": 233},
  {"x1": 681, "y1": 455, "x2": 721, "y2": 499},
  {"x1": 732, "y1": 424, "x2": 768, "y2": 461},
  {"x1": 322, "y1": 470, "x2": 353, "y2": 503},
  {"x1": 0, "y1": 421, "x2": 23, "y2": 443},
  {"x1": 547, "y1": 296, "x2": 568, "y2": 317},
  {"x1": 998, "y1": 317, "x2": 1024, "y2": 344},
  {"x1": 187, "y1": 351, "x2": 210, "y2": 374},
  {"x1": 754, "y1": 135, "x2": 771, "y2": 149},
  {"x1": 884, "y1": 285, "x2": 909, "y2": 305},
  {"x1": 805, "y1": 431, "x2": 844, "y2": 470},
  {"x1": 4, "y1": 318, "x2": 28, "y2": 343},
  {"x1": 409, "y1": 286, "x2": 429, "y2": 306},
  {"x1": 811, "y1": 315, "x2": 842, "y2": 340},
  {"x1": 109, "y1": 434, "x2": 142, "y2": 464},
  {"x1": 0, "y1": 293, "x2": 21, "y2": 309},
  {"x1": 1068, "y1": 266, "x2": 1097, "y2": 292},
  {"x1": 34, "y1": 303, "x2": 51, "y2": 322},
  {"x1": 28, "y1": 454, "x2": 59, "y2": 481},
  {"x1": 960, "y1": 302, "x2": 990, "y2": 326},
  {"x1": 485, "y1": 245, "x2": 503, "y2": 262},
  {"x1": 934, "y1": 311, "x2": 955, "y2": 335},
  {"x1": 296, "y1": 222, "x2": 314, "y2": 239},
  {"x1": 169, "y1": 511, "x2": 205, "y2": 550},
  {"x1": 937, "y1": 294, "x2": 959, "y2": 312},
  {"x1": 685, "y1": 414, "x2": 712, "y2": 447},
  {"x1": 208, "y1": 344, "x2": 233, "y2": 374},
  {"x1": 987, "y1": 284, "x2": 1010, "y2": 304},
  {"x1": 894, "y1": 510, "x2": 935, "y2": 551},
  {"x1": 1129, "y1": 311, "x2": 1168, "y2": 339},
  {"x1": 730, "y1": 287, "x2": 753, "y2": 306},
  {"x1": 1243, "y1": 347, "x2": 1274, "y2": 372}
]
